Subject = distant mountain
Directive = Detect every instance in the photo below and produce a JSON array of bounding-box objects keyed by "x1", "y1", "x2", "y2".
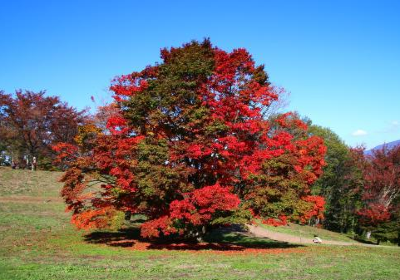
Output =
[{"x1": 365, "y1": 139, "x2": 400, "y2": 155}]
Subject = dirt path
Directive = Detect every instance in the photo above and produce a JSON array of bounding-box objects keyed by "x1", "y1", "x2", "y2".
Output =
[{"x1": 247, "y1": 224, "x2": 357, "y2": 246}]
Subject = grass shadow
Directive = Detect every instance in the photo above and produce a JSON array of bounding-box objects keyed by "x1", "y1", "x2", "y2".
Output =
[
  {"x1": 84, "y1": 227, "x2": 141, "y2": 247},
  {"x1": 350, "y1": 236, "x2": 378, "y2": 245},
  {"x1": 203, "y1": 225, "x2": 303, "y2": 249},
  {"x1": 84, "y1": 224, "x2": 303, "y2": 251}
]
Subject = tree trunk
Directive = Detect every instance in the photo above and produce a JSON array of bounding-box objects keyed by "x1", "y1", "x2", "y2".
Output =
[
  {"x1": 196, "y1": 225, "x2": 207, "y2": 242},
  {"x1": 397, "y1": 230, "x2": 400, "y2": 246},
  {"x1": 124, "y1": 211, "x2": 132, "y2": 221}
]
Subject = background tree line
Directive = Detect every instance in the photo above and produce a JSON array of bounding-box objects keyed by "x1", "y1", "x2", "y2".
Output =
[
  {"x1": 309, "y1": 121, "x2": 400, "y2": 245},
  {"x1": 0, "y1": 90, "x2": 86, "y2": 169},
  {"x1": 267, "y1": 112, "x2": 400, "y2": 245}
]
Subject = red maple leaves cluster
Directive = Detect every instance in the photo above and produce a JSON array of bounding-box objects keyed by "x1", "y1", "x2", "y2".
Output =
[{"x1": 141, "y1": 184, "x2": 241, "y2": 238}]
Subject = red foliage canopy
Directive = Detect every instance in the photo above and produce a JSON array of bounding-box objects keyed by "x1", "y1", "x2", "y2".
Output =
[{"x1": 55, "y1": 40, "x2": 326, "y2": 238}]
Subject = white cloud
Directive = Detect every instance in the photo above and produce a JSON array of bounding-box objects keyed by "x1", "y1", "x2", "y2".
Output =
[
  {"x1": 391, "y1": 120, "x2": 399, "y2": 126},
  {"x1": 352, "y1": 129, "x2": 368, "y2": 136}
]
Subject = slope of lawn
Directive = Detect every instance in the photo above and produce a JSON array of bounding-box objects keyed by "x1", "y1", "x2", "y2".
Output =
[
  {"x1": 0, "y1": 167, "x2": 62, "y2": 197},
  {"x1": 257, "y1": 221, "x2": 357, "y2": 243},
  {"x1": 1, "y1": 166, "x2": 400, "y2": 280}
]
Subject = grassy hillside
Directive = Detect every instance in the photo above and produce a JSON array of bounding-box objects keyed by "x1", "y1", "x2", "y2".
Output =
[
  {"x1": 258, "y1": 222, "x2": 356, "y2": 243},
  {"x1": 1, "y1": 167, "x2": 400, "y2": 280},
  {"x1": 0, "y1": 167, "x2": 63, "y2": 197}
]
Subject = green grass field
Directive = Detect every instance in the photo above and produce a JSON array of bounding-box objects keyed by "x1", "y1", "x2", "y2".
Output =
[{"x1": 1, "y1": 167, "x2": 400, "y2": 280}]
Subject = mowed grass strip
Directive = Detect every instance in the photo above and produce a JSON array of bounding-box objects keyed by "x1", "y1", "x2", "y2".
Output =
[{"x1": 0, "y1": 167, "x2": 400, "y2": 280}]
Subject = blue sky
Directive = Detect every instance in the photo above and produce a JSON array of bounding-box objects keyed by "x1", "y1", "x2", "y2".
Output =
[{"x1": 1, "y1": 0, "x2": 399, "y2": 149}]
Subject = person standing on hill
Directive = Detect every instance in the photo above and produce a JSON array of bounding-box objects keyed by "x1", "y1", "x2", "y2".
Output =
[{"x1": 32, "y1": 156, "x2": 37, "y2": 171}]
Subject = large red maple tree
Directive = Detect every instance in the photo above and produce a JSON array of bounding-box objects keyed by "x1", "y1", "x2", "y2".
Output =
[{"x1": 55, "y1": 40, "x2": 326, "y2": 239}]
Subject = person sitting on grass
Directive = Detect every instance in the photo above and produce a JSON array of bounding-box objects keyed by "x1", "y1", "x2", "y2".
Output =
[{"x1": 313, "y1": 235, "x2": 322, "y2": 244}]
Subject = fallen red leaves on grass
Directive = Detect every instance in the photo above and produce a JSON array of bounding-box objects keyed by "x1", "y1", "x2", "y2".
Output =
[{"x1": 124, "y1": 241, "x2": 306, "y2": 255}]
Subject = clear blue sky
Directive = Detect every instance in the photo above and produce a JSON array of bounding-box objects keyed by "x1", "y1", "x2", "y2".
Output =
[{"x1": 1, "y1": 0, "x2": 399, "y2": 149}]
